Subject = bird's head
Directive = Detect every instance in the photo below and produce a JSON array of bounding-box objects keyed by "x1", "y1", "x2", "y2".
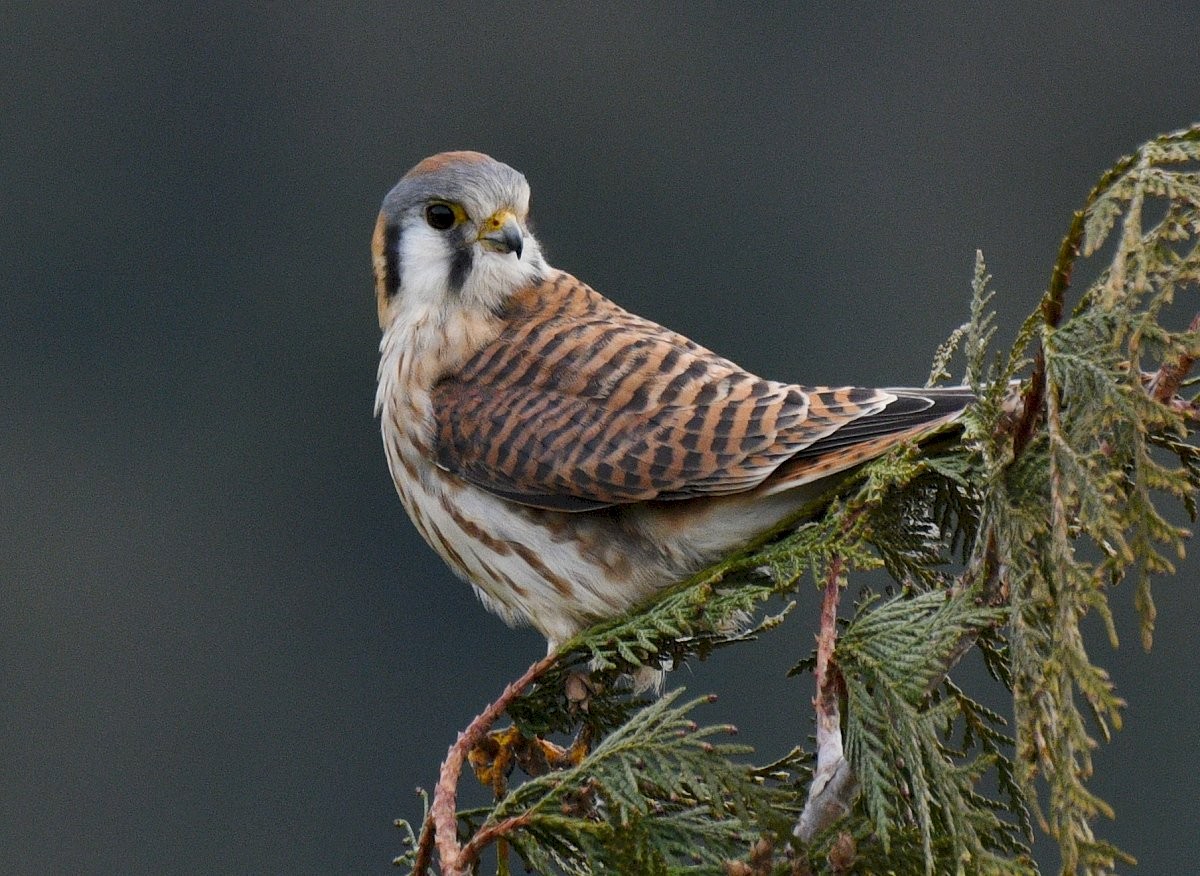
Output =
[{"x1": 372, "y1": 151, "x2": 545, "y2": 330}]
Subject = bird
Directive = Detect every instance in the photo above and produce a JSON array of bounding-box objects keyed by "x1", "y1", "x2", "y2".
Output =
[{"x1": 373, "y1": 150, "x2": 972, "y2": 655}]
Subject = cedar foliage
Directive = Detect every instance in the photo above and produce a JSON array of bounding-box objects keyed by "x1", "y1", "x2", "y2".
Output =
[{"x1": 395, "y1": 126, "x2": 1200, "y2": 875}]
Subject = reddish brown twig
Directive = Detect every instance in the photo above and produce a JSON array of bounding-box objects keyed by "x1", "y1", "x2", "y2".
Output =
[
  {"x1": 1012, "y1": 212, "x2": 1084, "y2": 457},
  {"x1": 796, "y1": 555, "x2": 855, "y2": 842},
  {"x1": 813, "y1": 556, "x2": 844, "y2": 730},
  {"x1": 456, "y1": 812, "x2": 535, "y2": 868},
  {"x1": 413, "y1": 651, "x2": 559, "y2": 876},
  {"x1": 1148, "y1": 312, "x2": 1200, "y2": 403}
]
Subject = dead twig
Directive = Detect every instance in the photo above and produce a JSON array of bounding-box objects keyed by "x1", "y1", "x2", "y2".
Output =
[{"x1": 795, "y1": 555, "x2": 856, "y2": 842}]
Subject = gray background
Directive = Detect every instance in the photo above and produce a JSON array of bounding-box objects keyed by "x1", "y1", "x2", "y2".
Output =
[{"x1": 4, "y1": 4, "x2": 1198, "y2": 873}]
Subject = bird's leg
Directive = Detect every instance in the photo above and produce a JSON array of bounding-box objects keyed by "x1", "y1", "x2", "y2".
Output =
[{"x1": 564, "y1": 669, "x2": 597, "y2": 712}]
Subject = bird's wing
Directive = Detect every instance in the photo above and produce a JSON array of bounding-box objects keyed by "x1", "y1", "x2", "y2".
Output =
[
  {"x1": 430, "y1": 274, "x2": 969, "y2": 511},
  {"x1": 754, "y1": 386, "x2": 974, "y2": 494}
]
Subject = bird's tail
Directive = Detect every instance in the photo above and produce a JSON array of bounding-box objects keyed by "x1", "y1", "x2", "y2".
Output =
[{"x1": 761, "y1": 385, "x2": 973, "y2": 494}]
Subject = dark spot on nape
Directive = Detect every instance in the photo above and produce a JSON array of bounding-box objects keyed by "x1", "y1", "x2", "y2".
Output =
[
  {"x1": 449, "y1": 246, "x2": 473, "y2": 293},
  {"x1": 384, "y1": 223, "x2": 402, "y2": 297}
]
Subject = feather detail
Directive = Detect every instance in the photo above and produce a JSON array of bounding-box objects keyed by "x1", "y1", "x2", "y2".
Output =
[{"x1": 431, "y1": 271, "x2": 972, "y2": 511}]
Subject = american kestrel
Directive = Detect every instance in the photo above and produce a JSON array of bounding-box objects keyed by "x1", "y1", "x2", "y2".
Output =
[{"x1": 373, "y1": 151, "x2": 971, "y2": 652}]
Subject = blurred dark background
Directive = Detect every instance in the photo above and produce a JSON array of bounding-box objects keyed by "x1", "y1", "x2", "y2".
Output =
[{"x1": 3, "y1": 4, "x2": 1198, "y2": 872}]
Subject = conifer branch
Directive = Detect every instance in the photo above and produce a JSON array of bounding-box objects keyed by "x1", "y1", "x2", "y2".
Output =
[
  {"x1": 1012, "y1": 138, "x2": 1151, "y2": 459},
  {"x1": 395, "y1": 124, "x2": 1200, "y2": 876}
]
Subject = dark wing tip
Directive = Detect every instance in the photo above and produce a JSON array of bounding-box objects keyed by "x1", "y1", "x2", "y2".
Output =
[
  {"x1": 793, "y1": 385, "x2": 973, "y2": 458},
  {"x1": 881, "y1": 385, "x2": 976, "y2": 424}
]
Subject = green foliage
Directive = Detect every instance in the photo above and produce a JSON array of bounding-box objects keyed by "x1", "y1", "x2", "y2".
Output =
[
  {"x1": 837, "y1": 591, "x2": 1030, "y2": 875},
  {"x1": 397, "y1": 126, "x2": 1200, "y2": 876},
  {"x1": 988, "y1": 125, "x2": 1200, "y2": 874},
  {"x1": 497, "y1": 690, "x2": 797, "y2": 875}
]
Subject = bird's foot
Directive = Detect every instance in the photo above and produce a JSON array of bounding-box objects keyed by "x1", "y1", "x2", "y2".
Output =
[
  {"x1": 468, "y1": 725, "x2": 523, "y2": 796},
  {"x1": 564, "y1": 670, "x2": 598, "y2": 713},
  {"x1": 468, "y1": 724, "x2": 593, "y2": 795}
]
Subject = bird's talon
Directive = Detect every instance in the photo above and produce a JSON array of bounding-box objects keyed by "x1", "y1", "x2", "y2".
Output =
[
  {"x1": 468, "y1": 724, "x2": 591, "y2": 793},
  {"x1": 566, "y1": 725, "x2": 593, "y2": 765},
  {"x1": 468, "y1": 725, "x2": 524, "y2": 795},
  {"x1": 565, "y1": 671, "x2": 598, "y2": 713}
]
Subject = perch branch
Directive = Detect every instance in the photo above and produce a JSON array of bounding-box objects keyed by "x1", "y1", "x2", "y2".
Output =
[
  {"x1": 456, "y1": 812, "x2": 536, "y2": 870},
  {"x1": 415, "y1": 651, "x2": 559, "y2": 876}
]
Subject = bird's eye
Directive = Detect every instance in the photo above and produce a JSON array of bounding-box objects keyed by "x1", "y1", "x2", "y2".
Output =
[{"x1": 424, "y1": 203, "x2": 457, "y2": 230}]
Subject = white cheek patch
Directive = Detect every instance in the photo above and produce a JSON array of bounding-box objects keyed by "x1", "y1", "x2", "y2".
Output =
[
  {"x1": 386, "y1": 220, "x2": 547, "y2": 325},
  {"x1": 398, "y1": 226, "x2": 454, "y2": 311}
]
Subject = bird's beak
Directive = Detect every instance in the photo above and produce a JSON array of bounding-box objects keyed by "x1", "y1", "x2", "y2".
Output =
[{"x1": 477, "y1": 209, "x2": 523, "y2": 258}]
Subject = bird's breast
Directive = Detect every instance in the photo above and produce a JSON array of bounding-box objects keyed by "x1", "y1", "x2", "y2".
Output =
[{"x1": 376, "y1": 368, "x2": 688, "y2": 644}]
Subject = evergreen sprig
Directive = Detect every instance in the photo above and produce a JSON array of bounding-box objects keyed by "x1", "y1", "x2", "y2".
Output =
[
  {"x1": 495, "y1": 689, "x2": 795, "y2": 875},
  {"x1": 990, "y1": 125, "x2": 1200, "y2": 874},
  {"x1": 837, "y1": 590, "x2": 1020, "y2": 874}
]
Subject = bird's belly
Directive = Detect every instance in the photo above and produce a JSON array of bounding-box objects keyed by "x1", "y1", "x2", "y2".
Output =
[
  {"x1": 386, "y1": 429, "x2": 820, "y2": 649},
  {"x1": 407, "y1": 488, "x2": 819, "y2": 648},
  {"x1": 390, "y1": 455, "x2": 675, "y2": 647}
]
